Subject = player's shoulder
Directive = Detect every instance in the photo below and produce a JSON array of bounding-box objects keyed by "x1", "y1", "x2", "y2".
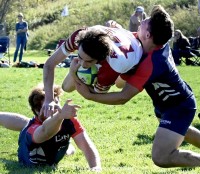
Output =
[{"x1": 26, "y1": 117, "x2": 41, "y2": 134}]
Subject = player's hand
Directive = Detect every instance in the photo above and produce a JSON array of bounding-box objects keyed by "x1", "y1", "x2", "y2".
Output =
[
  {"x1": 70, "y1": 58, "x2": 81, "y2": 83},
  {"x1": 90, "y1": 166, "x2": 102, "y2": 172},
  {"x1": 40, "y1": 100, "x2": 61, "y2": 118},
  {"x1": 59, "y1": 99, "x2": 81, "y2": 119}
]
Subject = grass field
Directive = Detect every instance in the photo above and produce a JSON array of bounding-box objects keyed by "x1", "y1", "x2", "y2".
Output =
[{"x1": 0, "y1": 50, "x2": 200, "y2": 173}]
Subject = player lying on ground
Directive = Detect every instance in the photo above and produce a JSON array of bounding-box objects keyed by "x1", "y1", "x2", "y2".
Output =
[{"x1": 0, "y1": 84, "x2": 101, "y2": 171}]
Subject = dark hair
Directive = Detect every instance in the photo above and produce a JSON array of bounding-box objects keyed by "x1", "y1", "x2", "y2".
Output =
[
  {"x1": 148, "y1": 5, "x2": 174, "y2": 45},
  {"x1": 76, "y1": 28, "x2": 112, "y2": 61},
  {"x1": 28, "y1": 84, "x2": 63, "y2": 116}
]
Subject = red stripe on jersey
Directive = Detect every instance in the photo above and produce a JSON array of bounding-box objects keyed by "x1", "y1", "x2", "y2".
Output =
[
  {"x1": 70, "y1": 117, "x2": 84, "y2": 138},
  {"x1": 27, "y1": 117, "x2": 42, "y2": 143},
  {"x1": 121, "y1": 51, "x2": 154, "y2": 91},
  {"x1": 65, "y1": 28, "x2": 86, "y2": 52},
  {"x1": 97, "y1": 60, "x2": 120, "y2": 87}
]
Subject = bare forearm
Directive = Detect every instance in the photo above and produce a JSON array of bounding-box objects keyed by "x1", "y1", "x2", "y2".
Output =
[
  {"x1": 17, "y1": 29, "x2": 27, "y2": 33},
  {"x1": 41, "y1": 114, "x2": 63, "y2": 137},
  {"x1": 74, "y1": 132, "x2": 101, "y2": 170},
  {"x1": 84, "y1": 144, "x2": 101, "y2": 169},
  {"x1": 34, "y1": 113, "x2": 64, "y2": 142},
  {"x1": 87, "y1": 91, "x2": 129, "y2": 105},
  {"x1": 43, "y1": 48, "x2": 69, "y2": 100},
  {"x1": 43, "y1": 62, "x2": 55, "y2": 101}
]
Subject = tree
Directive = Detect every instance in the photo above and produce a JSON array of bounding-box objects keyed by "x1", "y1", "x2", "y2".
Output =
[{"x1": 0, "y1": 0, "x2": 13, "y2": 23}]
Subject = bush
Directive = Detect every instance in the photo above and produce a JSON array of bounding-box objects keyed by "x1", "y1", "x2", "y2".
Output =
[{"x1": 5, "y1": 0, "x2": 200, "y2": 50}]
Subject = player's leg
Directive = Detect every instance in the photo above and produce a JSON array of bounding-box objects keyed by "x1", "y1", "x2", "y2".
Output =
[
  {"x1": 156, "y1": 119, "x2": 200, "y2": 149},
  {"x1": 152, "y1": 96, "x2": 199, "y2": 167},
  {"x1": 62, "y1": 72, "x2": 76, "y2": 92},
  {"x1": 0, "y1": 112, "x2": 30, "y2": 131},
  {"x1": 152, "y1": 127, "x2": 200, "y2": 167},
  {"x1": 184, "y1": 126, "x2": 200, "y2": 148},
  {"x1": 66, "y1": 143, "x2": 76, "y2": 156},
  {"x1": 115, "y1": 76, "x2": 126, "y2": 89}
]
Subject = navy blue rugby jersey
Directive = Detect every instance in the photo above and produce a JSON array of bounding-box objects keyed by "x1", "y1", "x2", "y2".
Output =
[
  {"x1": 18, "y1": 117, "x2": 84, "y2": 166},
  {"x1": 121, "y1": 43, "x2": 193, "y2": 109}
]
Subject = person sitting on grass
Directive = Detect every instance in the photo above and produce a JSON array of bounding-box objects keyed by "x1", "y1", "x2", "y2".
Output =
[
  {"x1": 172, "y1": 29, "x2": 196, "y2": 65},
  {"x1": 0, "y1": 84, "x2": 101, "y2": 171}
]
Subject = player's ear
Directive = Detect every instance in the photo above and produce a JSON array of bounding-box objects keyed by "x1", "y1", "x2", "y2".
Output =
[{"x1": 146, "y1": 31, "x2": 151, "y2": 39}]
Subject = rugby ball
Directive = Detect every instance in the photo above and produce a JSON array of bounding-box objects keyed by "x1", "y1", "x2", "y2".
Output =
[{"x1": 77, "y1": 65, "x2": 98, "y2": 85}]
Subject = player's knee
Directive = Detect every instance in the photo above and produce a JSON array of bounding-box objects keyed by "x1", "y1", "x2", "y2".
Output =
[
  {"x1": 115, "y1": 77, "x2": 125, "y2": 89},
  {"x1": 152, "y1": 154, "x2": 167, "y2": 167},
  {"x1": 152, "y1": 149, "x2": 177, "y2": 168},
  {"x1": 62, "y1": 83, "x2": 74, "y2": 93}
]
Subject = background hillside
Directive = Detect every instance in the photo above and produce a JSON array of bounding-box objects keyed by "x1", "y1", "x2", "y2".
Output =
[{"x1": 2, "y1": 0, "x2": 200, "y2": 50}]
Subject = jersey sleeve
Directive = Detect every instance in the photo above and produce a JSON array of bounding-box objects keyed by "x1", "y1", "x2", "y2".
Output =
[
  {"x1": 70, "y1": 117, "x2": 84, "y2": 138},
  {"x1": 64, "y1": 28, "x2": 86, "y2": 52},
  {"x1": 121, "y1": 52, "x2": 154, "y2": 91},
  {"x1": 94, "y1": 60, "x2": 120, "y2": 93}
]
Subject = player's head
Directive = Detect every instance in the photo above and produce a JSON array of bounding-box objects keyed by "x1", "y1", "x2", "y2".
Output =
[
  {"x1": 28, "y1": 84, "x2": 63, "y2": 119},
  {"x1": 17, "y1": 13, "x2": 24, "y2": 20},
  {"x1": 138, "y1": 5, "x2": 174, "y2": 46},
  {"x1": 135, "y1": 6, "x2": 144, "y2": 16},
  {"x1": 76, "y1": 28, "x2": 112, "y2": 68}
]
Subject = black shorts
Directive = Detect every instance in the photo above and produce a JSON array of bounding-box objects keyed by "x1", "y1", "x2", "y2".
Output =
[{"x1": 155, "y1": 95, "x2": 196, "y2": 136}]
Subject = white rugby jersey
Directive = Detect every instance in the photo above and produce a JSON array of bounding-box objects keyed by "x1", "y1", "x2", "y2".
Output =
[{"x1": 64, "y1": 25, "x2": 143, "y2": 93}]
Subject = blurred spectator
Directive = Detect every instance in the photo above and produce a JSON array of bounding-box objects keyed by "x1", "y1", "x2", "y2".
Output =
[
  {"x1": 24, "y1": 31, "x2": 29, "y2": 51},
  {"x1": 129, "y1": 6, "x2": 146, "y2": 32},
  {"x1": 172, "y1": 29, "x2": 196, "y2": 65},
  {"x1": 198, "y1": 0, "x2": 200, "y2": 14},
  {"x1": 13, "y1": 13, "x2": 28, "y2": 63},
  {"x1": 188, "y1": 27, "x2": 200, "y2": 50}
]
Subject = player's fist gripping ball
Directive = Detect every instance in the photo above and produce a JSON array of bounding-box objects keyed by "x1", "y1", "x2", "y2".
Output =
[{"x1": 77, "y1": 65, "x2": 98, "y2": 85}]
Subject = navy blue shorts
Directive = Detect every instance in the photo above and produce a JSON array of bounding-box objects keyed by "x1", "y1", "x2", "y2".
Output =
[{"x1": 155, "y1": 95, "x2": 197, "y2": 136}]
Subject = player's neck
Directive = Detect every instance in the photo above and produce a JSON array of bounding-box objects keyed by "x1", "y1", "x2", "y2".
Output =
[{"x1": 141, "y1": 39, "x2": 156, "y2": 54}]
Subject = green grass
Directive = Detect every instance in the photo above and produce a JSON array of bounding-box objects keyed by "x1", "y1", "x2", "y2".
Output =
[
  {"x1": 8, "y1": 47, "x2": 49, "y2": 64},
  {"x1": 0, "y1": 60, "x2": 200, "y2": 173}
]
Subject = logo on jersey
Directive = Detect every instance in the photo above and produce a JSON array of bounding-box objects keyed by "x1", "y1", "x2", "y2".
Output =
[
  {"x1": 55, "y1": 134, "x2": 69, "y2": 142},
  {"x1": 160, "y1": 119, "x2": 171, "y2": 125},
  {"x1": 29, "y1": 147, "x2": 46, "y2": 164},
  {"x1": 152, "y1": 82, "x2": 180, "y2": 101}
]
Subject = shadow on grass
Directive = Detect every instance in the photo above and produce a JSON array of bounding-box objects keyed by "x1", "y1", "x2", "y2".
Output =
[
  {"x1": 0, "y1": 158, "x2": 54, "y2": 174},
  {"x1": 132, "y1": 131, "x2": 192, "y2": 147},
  {"x1": 192, "y1": 122, "x2": 200, "y2": 130},
  {"x1": 132, "y1": 134, "x2": 154, "y2": 145},
  {"x1": 151, "y1": 167, "x2": 194, "y2": 174}
]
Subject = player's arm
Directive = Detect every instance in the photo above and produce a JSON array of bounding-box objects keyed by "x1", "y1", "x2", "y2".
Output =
[
  {"x1": 42, "y1": 43, "x2": 70, "y2": 117},
  {"x1": 94, "y1": 61, "x2": 120, "y2": 93},
  {"x1": 62, "y1": 57, "x2": 81, "y2": 92},
  {"x1": 73, "y1": 131, "x2": 101, "y2": 171},
  {"x1": 0, "y1": 112, "x2": 29, "y2": 131},
  {"x1": 34, "y1": 100, "x2": 80, "y2": 143},
  {"x1": 75, "y1": 81, "x2": 139, "y2": 105},
  {"x1": 42, "y1": 29, "x2": 83, "y2": 117}
]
